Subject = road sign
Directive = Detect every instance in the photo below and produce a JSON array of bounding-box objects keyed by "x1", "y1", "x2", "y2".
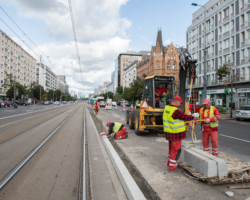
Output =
[
  {"x1": 140, "y1": 100, "x2": 149, "y2": 109},
  {"x1": 187, "y1": 89, "x2": 191, "y2": 97}
]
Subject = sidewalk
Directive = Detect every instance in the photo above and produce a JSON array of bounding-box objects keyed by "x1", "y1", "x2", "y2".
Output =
[
  {"x1": 91, "y1": 108, "x2": 250, "y2": 200},
  {"x1": 220, "y1": 110, "x2": 236, "y2": 120}
]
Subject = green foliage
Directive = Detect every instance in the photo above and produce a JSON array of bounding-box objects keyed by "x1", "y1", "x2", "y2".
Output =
[
  {"x1": 6, "y1": 82, "x2": 28, "y2": 99},
  {"x1": 216, "y1": 64, "x2": 231, "y2": 81},
  {"x1": 116, "y1": 86, "x2": 123, "y2": 94},
  {"x1": 102, "y1": 92, "x2": 113, "y2": 100},
  {"x1": 215, "y1": 106, "x2": 227, "y2": 114},
  {"x1": 121, "y1": 78, "x2": 144, "y2": 103},
  {"x1": 54, "y1": 89, "x2": 62, "y2": 101}
]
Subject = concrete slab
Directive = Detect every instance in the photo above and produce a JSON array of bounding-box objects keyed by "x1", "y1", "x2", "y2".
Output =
[
  {"x1": 184, "y1": 148, "x2": 218, "y2": 177},
  {"x1": 190, "y1": 147, "x2": 228, "y2": 178}
]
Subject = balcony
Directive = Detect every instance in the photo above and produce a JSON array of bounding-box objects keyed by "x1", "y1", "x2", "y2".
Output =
[
  {"x1": 241, "y1": 59, "x2": 245, "y2": 64},
  {"x1": 223, "y1": 31, "x2": 230, "y2": 38},
  {"x1": 241, "y1": 24, "x2": 245, "y2": 29},
  {"x1": 223, "y1": 16, "x2": 229, "y2": 23},
  {"x1": 223, "y1": 47, "x2": 230, "y2": 54}
]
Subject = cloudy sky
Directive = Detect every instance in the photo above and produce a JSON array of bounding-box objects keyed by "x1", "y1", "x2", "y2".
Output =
[{"x1": 0, "y1": 0, "x2": 208, "y2": 97}]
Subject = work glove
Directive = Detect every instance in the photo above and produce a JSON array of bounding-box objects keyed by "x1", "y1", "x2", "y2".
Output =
[
  {"x1": 205, "y1": 118, "x2": 210, "y2": 123},
  {"x1": 192, "y1": 113, "x2": 199, "y2": 118}
]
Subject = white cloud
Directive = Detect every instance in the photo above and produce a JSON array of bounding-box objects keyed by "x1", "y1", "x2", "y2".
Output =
[{"x1": 1, "y1": 0, "x2": 131, "y2": 96}]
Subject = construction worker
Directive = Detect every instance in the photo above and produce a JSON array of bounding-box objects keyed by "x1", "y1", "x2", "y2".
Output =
[
  {"x1": 200, "y1": 99, "x2": 220, "y2": 156},
  {"x1": 163, "y1": 96, "x2": 199, "y2": 171},
  {"x1": 155, "y1": 83, "x2": 168, "y2": 108},
  {"x1": 101, "y1": 121, "x2": 128, "y2": 139},
  {"x1": 93, "y1": 101, "x2": 99, "y2": 114}
]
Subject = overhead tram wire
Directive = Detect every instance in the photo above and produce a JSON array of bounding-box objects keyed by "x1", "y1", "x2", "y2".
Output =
[
  {"x1": 0, "y1": 6, "x2": 55, "y2": 71},
  {"x1": 68, "y1": 0, "x2": 84, "y2": 94}
]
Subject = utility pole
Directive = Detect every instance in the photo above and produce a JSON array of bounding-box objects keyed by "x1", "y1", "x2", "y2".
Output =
[{"x1": 14, "y1": 75, "x2": 16, "y2": 102}]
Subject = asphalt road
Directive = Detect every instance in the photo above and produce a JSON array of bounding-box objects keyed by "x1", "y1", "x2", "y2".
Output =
[
  {"x1": 108, "y1": 105, "x2": 250, "y2": 162},
  {"x1": 0, "y1": 103, "x2": 71, "y2": 119}
]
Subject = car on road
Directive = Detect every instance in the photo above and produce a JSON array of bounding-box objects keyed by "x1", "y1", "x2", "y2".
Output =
[
  {"x1": 54, "y1": 101, "x2": 60, "y2": 105},
  {"x1": 44, "y1": 101, "x2": 50, "y2": 105},
  {"x1": 236, "y1": 105, "x2": 250, "y2": 120}
]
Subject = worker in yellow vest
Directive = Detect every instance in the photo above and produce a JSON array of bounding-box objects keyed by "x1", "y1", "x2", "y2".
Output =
[
  {"x1": 163, "y1": 96, "x2": 199, "y2": 171},
  {"x1": 101, "y1": 121, "x2": 128, "y2": 139},
  {"x1": 200, "y1": 99, "x2": 221, "y2": 156}
]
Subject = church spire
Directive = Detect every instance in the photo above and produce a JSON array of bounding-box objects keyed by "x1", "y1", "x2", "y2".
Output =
[{"x1": 156, "y1": 29, "x2": 163, "y2": 48}]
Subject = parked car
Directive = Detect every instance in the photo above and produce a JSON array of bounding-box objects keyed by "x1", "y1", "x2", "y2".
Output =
[
  {"x1": 54, "y1": 101, "x2": 60, "y2": 105},
  {"x1": 112, "y1": 101, "x2": 117, "y2": 106},
  {"x1": 44, "y1": 101, "x2": 49, "y2": 105},
  {"x1": 236, "y1": 105, "x2": 250, "y2": 120},
  {"x1": 19, "y1": 100, "x2": 28, "y2": 106},
  {"x1": 0, "y1": 101, "x2": 3, "y2": 108}
]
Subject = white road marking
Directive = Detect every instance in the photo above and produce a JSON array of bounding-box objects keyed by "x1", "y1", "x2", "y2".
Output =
[{"x1": 220, "y1": 134, "x2": 250, "y2": 143}]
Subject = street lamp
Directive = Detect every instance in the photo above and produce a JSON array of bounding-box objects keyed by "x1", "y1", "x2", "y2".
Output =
[{"x1": 191, "y1": 3, "x2": 207, "y2": 100}]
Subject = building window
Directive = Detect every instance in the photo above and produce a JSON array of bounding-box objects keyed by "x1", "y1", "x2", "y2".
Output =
[
  {"x1": 171, "y1": 49, "x2": 173, "y2": 52},
  {"x1": 224, "y1": 38, "x2": 230, "y2": 48},
  {"x1": 156, "y1": 62, "x2": 160, "y2": 69},
  {"x1": 224, "y1": 7, "x2": 229, "y2": 18},
  {"x1": 173, "y1": 63, "x2": 176, "y2": 70},
  {"x1": 167, "y1": 63, "x2": 170, "y2": 69}
]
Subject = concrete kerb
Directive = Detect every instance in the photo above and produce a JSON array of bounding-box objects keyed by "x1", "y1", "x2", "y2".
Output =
[
  {"x1": 101, "y1": 136, "x2": 146, "y2": 200},
  {"x1": 88, "y1": 107, "x2": 146, "y2": 200}
]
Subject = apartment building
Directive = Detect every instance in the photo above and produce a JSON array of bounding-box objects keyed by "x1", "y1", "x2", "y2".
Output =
[
  {"x1": 36, "y1": 63, "x2": 57, "y2": 92},
  {"x1": 57, "y1": 75, "x2": 67, "y2": 94},
  {"x1": 123, "y1": 60, "x2": 138, "y2": 89},
  {"x1": 0, "y1": 30, "x2": 36, "y2": 100},
  {"x1": 187, "y1": 0, "x2": 250, "y2": 108},
  {"x1": 115, "y1": 52, "x2": 146, "y2": 90}
]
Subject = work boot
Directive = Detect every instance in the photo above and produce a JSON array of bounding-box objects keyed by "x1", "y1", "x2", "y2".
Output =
[{"x1": 168, "y1": 166, "x2": 177, "y2": 171}]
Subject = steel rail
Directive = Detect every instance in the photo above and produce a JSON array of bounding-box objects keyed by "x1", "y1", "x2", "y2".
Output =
[
  {"x1": 82, "y1": 104, "x2": 87, "y2": 200},
  {"x1": 0, "y1": 113, "x2": 73, "y2": 190}
]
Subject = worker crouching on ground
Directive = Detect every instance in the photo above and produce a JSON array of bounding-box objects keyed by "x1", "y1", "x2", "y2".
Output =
[
  {"x1": 200, "y1": 99, "x2": 220, "y2": 156},
  {"x1": 163, "y1": 96, "x2": 199, "y2": 171},
  {"x1": 101, "y1": 121, "x2": 128, "y2": 139}
]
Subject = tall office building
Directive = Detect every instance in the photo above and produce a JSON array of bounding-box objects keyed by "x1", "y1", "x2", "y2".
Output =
[{"x1": 187, "y1": 0, "x2": 250, "y2": 108}]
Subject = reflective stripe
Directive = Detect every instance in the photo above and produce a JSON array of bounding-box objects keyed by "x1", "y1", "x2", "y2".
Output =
[
  {"x1": 169, "y1": 163, "x2": 177, "y2": 166},
  {"x1": 214, "y1": 117, "x2": 217, "y2": 121},
  {"x1": 215, "y1": 115, "x2": 220, "y2": 117},
  {"x1": 212, "y1": 148, "x2": 218, "y2": 150},
  {"x1": 203, "y1": 147, "x2": 210, "y2": 151},
  {"x1": 163, "y1": 125, "x2": 186, "y2": 129},
  {"x1": 200, "y1": 106, "x2": 219, "y2": 128},
  {"x1": 203, "y1": 124, "x2": 210, "y2": 126},
  {"x1": 113, "y1": 122, "x2": 122, "y2": 133},
  {"x1": 169, "y1": 158, "x2": 177, "y2": 163},
  {"x1": 163, "y1": 119, "x2": 183, "y2": 124}
]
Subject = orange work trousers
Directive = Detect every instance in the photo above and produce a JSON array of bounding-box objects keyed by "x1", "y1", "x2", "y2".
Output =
[
  {"x1": 202, "y1": 127, "x2": 219, "y2": 156},
  {"x1": 114, "y1": 127, "x2": 127, "y2": 140},
  {"x1": 167, "y1": 140, "x2": 182, "y2": 171}
]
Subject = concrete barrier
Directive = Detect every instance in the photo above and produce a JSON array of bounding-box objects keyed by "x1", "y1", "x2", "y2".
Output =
[{"x1": 184, "y1": 147, "x2": 228, "y2": 178}]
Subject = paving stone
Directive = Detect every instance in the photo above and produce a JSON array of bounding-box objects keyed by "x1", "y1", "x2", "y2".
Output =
[
  {"x1": 184, "y1": 148, "x2": 217, "y2": 177},
  {"x1": 190, "y1": 147, "x2": 228, "y2": 178}
]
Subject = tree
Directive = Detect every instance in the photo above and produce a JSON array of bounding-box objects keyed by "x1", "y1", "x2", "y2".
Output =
[
  {"x1": 122, "y1": 78, "x2": 144, "y2": 104},
  {"x1": 54, "y1": 89, "x2": 62, "y2": 101},
  {"x1": 29, "y1": 82, "x2": 46, "y2": 101},
  {"x1": 116, "y1": 86, "x2": 123, "y2": 94},
  {"x1": 216, "y1": 63, "x2": 235, "y2": 118},
  {"x1": 47, "y1": 90, "x2": 54, "y2": 101}
]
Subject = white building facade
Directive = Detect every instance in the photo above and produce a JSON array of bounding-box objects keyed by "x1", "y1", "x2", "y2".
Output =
[
  {"x1": 187, "y1": 0, "x2": 250, "y2": 108},
  {"x1": 123, "y1": 61, "x2": 138, "y2": 89},
  {"x1": 0, "y1": 30, "x2": 36, "y2": 100},
  {"x1": 36, "y1": 63, "x2": 57, "y2": 92},
  {"x1": 57, "y1": 75, "x2": 67, "y2": 93}
]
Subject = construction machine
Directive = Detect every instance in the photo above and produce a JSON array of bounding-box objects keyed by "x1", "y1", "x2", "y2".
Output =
[{"x1": 126, "y1": 48, "x2": 197, "y2": 135}]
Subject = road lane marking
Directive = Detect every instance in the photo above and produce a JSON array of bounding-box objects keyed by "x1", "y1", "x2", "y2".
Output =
[{"x1": 220, "y1": 134, "x2": 250, "y2": 143}]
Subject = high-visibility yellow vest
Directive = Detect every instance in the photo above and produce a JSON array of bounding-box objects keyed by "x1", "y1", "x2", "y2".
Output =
[
  {"x1": 113, "y1": 122, "x2": 122, "y2": 133},
  {"x1": 200, "y1": 106, "x2": 218, "y2": 128},
  {"x1": 163, "y1": 105, "x2": 186, "y2": 133}
]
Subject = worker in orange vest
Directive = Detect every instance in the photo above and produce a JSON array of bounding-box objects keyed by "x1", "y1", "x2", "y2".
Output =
[
  {"x1": 200, "y1": 99, "x2": 221, "y2": 156},
  {"x1": 93, "y1": 101, "x2": 99, "y2": 115}
]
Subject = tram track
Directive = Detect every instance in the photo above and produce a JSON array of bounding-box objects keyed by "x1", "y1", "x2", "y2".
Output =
[
  {"x1": 0, "y1": 108, "x2": 73, "y2": 146},
  {"x1": 0, "y1": 103, "x2": 86, "y2": 200}
]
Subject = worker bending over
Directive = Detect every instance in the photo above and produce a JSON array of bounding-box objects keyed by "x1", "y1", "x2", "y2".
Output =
[
  {"x1": 163, "y1": 96, "x2": 199, "y2": 171},
  {"x1": 101, "y1": 121, "x2": 128, "y2": 139},
  {"x1": 200, "y1": 99, "x2": 220, "y2": 156},
  {"x1": 93, "y1": 101, "x2": 99, "y2": 115}
]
